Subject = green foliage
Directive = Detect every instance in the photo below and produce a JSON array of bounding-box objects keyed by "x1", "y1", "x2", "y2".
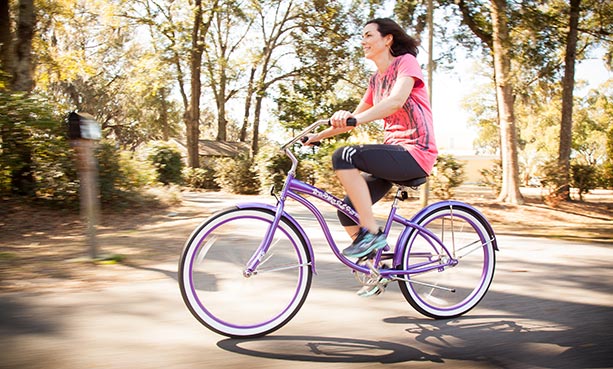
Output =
[
  {"x1": 296, "y1": 157, "x2": 318, "y2": 186},
  {"x1": 31, "y1": 127, "x2": 79, "y2": 201},
  {"x1": 598, "y1": 161, "x2": 613, "y2": 189},
  {"x1": 274, "y1": 1, "x2": 363, "y2": 134},
  {"x1": 0, "y1": 90, "x2": 156, "y2": 203},
  {"x1": 254, "y1": 145, "x2": 292, "y2": 194},
  {"x1": 183, "y1": 166, "x2": 220, "y2": 190},
  {"x1": 539, "y1": 159, "x2": 568, "y2": 206},
  {"x1": 117, "y1": 150, "x2": 157, "y2": 190},
  {"x1": 480, "y1": 159, "x2": 503, "y2": 195},
  {"x1": 570, "y1": 163, "x2": 597, "y2": 201},
  {"x1": 214, "y1": 153, "x2": 259, "y2": 194},
  {"x1": 148, "y1": 143, "x2": 184, "y2": 185},
  {"x1": 431, "y1": 154, "x2": 466, "y2": 200},
  {"x1": 0, "y1": 92, "x2": 58, "y2": 195},
  {"x1": 254, "y1": 143, "x2": 320, "y2": 194},
  {"x1": 97, "y1": 143, "x2": 155, "y2": 202},
  {"x1": 97, "y1": 143, "x2": 123, "y2": 198},
  {"x1": 306, "y1": 140, "x2": 346, "y2": 198}
]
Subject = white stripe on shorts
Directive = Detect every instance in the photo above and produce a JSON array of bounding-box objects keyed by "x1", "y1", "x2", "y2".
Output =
[{"x1": 342, "y1": 147, "x2": 356, "y2": 164}]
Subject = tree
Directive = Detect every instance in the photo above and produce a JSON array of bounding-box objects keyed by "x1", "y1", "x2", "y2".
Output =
[
  {"x1": 186, "y1": 0, "x2": 207, "y2": 167},
  {"x1": 557, "y1": 0, "x2": 613, "y2": 197},
  {"x1": 558, "y1": 0, "x2": 581, "y2": 198},
  {"x1": 0, "y1": 0, "x2": 13, "y2": 83},
  {"x1": 449, "y1": 0, "x2": 524, "y2": 203},
  {"x1": 0, "y1": 0, "x2": 37, "y2": 195},
  {"x1": 489, "y1": 0, "x2": 523, "y2": 204},
  {"x1": 242, "y1": 0, "x2": 353, "y2": 155},
  {"x1": 204, "y1": 0, "x2": 251, "y2": 141}
]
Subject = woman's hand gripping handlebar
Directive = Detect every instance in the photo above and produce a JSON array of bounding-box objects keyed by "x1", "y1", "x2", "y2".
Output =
[{"x1": 299, "y1": 118, "x2": 357, "y2": 147}]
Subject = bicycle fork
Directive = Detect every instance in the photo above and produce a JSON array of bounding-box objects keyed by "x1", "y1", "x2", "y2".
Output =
[{"x1": 242, "y1": 198, "x2": 288, "y2": 278}]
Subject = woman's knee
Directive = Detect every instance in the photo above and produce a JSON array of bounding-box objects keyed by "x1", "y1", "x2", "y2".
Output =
[{"x1": 332, "y1": 146, "x2": 358, "y2": 170}]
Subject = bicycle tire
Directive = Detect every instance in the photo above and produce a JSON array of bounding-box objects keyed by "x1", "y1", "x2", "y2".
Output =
[
  {"x1": 398, "y1": 204, "x2": 496, "y2": 319},
  {"x1": 178, "y1": 207, "x2": 312, "y2": 338}
]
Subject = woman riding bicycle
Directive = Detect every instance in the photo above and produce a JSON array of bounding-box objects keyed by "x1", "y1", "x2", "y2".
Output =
[{"x1": 304, "y1": 18, "x2": 438, "y2": 259}]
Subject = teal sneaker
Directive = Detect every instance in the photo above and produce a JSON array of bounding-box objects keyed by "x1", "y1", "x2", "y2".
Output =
[{"x1": 342, "y1": 228, "x2": 387, "y2": 258}]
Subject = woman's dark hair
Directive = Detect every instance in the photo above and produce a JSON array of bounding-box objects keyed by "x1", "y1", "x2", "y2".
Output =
[{"x1": 366, "y1": 18, "x2": 419, "y2": 57}]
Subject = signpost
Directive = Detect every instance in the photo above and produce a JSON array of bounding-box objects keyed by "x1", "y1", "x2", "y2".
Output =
[{"x1": 67, "y1": 112, "x2": 101, "y2": 259}]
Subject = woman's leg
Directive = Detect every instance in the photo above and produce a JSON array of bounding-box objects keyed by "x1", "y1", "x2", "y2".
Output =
[
  {"x1": 338, "y1": 174, "x2": 393, "y2": 239},
  {"x1": 332, "y1": 144, "x2": 427, "y2": 238},
  {"x1": 335, "y1": 169, "x2": 378, "y2": 234}
]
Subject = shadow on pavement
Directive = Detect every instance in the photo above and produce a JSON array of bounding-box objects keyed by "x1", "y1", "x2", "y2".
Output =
[{"x1": 217, "y1": 335, "x2": 443, "y2": 364}]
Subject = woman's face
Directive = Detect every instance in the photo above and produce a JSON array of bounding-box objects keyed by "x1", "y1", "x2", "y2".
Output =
[{"x1": 361, "y1": 23, "x2": 392, "y2": 60}]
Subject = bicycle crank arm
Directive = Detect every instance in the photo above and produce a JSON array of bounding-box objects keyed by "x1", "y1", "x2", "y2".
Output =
[{"x1": 247, "y1": 262, "x2": 312, "y2": 276}]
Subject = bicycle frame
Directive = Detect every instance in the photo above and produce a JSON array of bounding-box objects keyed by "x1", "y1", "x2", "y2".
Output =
[{"x1": 241, "y1": 119, "x2": 469, "y2": 280}]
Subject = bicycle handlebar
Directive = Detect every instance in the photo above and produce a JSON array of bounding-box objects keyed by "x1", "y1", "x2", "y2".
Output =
[{"x1": 280, "y1": 118, "x2": 357, "y2": 150}]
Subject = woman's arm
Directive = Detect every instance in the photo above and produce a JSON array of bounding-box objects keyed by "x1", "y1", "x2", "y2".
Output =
[
  {"x1": 303, "y1": 98, "x2": 373, "y2": 145},
  {"x1": 303, "y1": 75, "x2": 414, "y2": 145},
  {"x1": 330, "y1": 76, "x2": 416, "y2": 128}
]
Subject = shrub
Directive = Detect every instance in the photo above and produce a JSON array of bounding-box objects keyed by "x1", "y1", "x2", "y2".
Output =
[
  {"x1": 571, "y1": 163, "x2": 597, "y2": 201},
  {"x1": 540, "y1": 159, "x2": 568, "y2": 206},
  {"x1": 30, "y1": 138, "x2": 155, "y2": 205},
  {"x1": 117, "y1": 150, "x2": 156, "y2": 190},
  {"x1": 254, "y1": 145, "x2": 320, "y2": 194},
  {"x1": 307, "y1": 141, "x2": 345, "y2": 198},
  {"x1": 0, "y1": 92, "x2": 57, "y2": 196},
  {"x1": 214, "y1": 153, "x2": 260, "y2": 194},
  {"x1": 32, "y1": 129, "x2": 79, "y2": 201},
  {"x1": 97, "y1": 143, "x2": 155, "y2": 203},
  {"x1": 255, "y1": 145, "x2": 292, "y2": 194},
  {"x1": 479, "y1": 159, "x2": 502, "y2": 195},
  {"x1": 296, "y1": 158, "x2": 318, "y2": 186},
  {"x1": 601, "y1": 161, "x2": 613, "y2": 189},
  {"x1": 430, "y1": 154, "x2": 466, "y2": 199},
  {"x1": 183, "y1": 166, "x2": 219, "y2": 190},
  {"x1": 148, "y1": 143, "x2": 184, "y2": 185}
]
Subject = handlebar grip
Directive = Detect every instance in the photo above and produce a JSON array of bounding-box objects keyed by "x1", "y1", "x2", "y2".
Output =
[
  {"x1": 301, "y1": 136, "x2": 321, "y2": 146},
  {"x1": 328, "y1": 117, "x2": 357, "y2": 126},
  {"x1": 328, "y1": 118, "x2": 358, "y2": 127}
]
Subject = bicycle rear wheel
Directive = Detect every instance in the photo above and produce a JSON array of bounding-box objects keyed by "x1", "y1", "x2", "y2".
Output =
[
  {"x1": 178, "y1": 207, "x2": 312, "y2": 338},
  {"x1": 398, "y1": 204, "x2": 495, "y2": 319}
]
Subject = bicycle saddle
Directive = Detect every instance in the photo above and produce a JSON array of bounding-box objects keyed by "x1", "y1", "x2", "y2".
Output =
[{"x1": 392, "y1": 177, "x2": 427, "y2": 188}]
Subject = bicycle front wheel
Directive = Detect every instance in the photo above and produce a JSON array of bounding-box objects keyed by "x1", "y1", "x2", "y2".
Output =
[
  {"x1": 178, "y1": 207, "x2": 312, "y2": 338},
  {"x1": 398, "y1": 204, "x2": 496, "y2": 319}
]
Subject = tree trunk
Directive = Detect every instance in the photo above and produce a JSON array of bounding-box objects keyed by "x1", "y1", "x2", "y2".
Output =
[
  {"x1": 490, "y1": 0, "x2": 524, "y2": 204},
  {"x1": 12, "y1": 0, "x2": 34, "y2": 91},
  {"x1": 184, "y1": 0, "x2": 219, "y2": 167},
  {"x1": 160, "y1": 87, "x2": 169, "y2": 141},
  {"x1": 4, "y1": 0, "x2": 36, "y2": 196},
  {"x1": 251, "y1": 94, "x2": 263, "y2": 156},
  {"x1": 240, "y1": 66, "x2": 256, "y2": 142},
  {"x1": 186, "y1": 0, "x2": 204, "y2": 168},
  {"x1": 0, "y1": 0, "x2": 13, "y2": 77},
  {"x1": 558, "y1": 0, "x2": 581, "y2": 199},
  {"x1": 216, "y1": 68, "x2": 227, "y2": 141}
]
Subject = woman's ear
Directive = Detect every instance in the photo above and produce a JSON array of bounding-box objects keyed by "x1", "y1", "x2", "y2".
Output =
[{"x1": 385, "y1": 34, "x2": 393, "y2": 47}]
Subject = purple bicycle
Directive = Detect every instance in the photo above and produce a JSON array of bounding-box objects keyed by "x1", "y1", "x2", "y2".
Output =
[{"x1": 178, "y1": 119, "x2": 498, "y2": 338}]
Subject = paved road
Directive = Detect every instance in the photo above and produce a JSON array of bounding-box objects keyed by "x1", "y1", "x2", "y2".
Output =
[{"x1": 1, "y1": 192, "x2": 612, "y2": 369}]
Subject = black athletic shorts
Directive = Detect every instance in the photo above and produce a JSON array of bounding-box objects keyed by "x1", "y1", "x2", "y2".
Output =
[{"x1": 331, "y1": 144, "x2": 427, "y2": 227}]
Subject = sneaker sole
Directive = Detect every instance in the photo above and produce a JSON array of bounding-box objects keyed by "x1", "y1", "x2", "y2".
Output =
[
  {"x1": 357, "y1": 285, "x2": 381, "y2": 297},
  {"x1": 343, "y1": 241, "x2": 387, "y2": 258}
]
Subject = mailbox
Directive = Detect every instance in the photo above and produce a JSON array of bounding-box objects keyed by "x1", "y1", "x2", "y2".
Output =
[{"x1": 67, "y1": 112, "x2": 101, "y2": 140}]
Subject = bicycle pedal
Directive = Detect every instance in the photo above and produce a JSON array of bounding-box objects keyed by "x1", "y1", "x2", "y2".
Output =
[{"x1": 356, "y1": 278, "x2": 389, "y2": 297}]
